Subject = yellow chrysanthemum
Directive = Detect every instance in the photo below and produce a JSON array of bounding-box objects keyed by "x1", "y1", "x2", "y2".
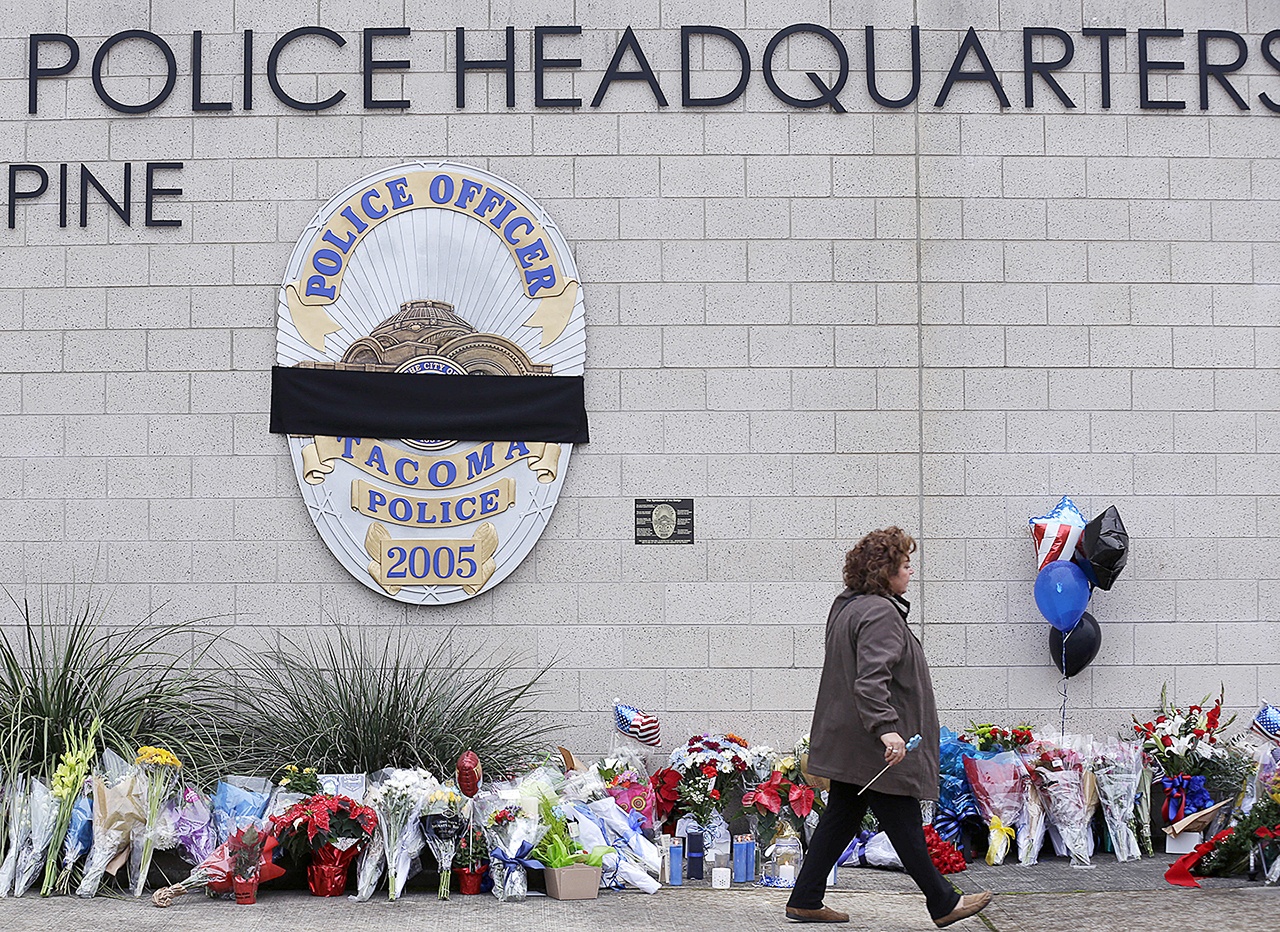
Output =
[{"x1": 135, "y1": 745, "x2": 182, "y2": 769}]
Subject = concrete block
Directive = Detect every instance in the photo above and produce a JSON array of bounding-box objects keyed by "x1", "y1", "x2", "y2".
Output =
[
  {"x1": 1005, "y1": 241, "x2": 1088, "y2": 283},
  {"x1": 1091, "y1": 411, "x2": 1174, "y2": 453}
]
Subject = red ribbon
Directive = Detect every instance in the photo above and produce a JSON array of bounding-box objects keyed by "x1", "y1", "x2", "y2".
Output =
[{"x1": 1164, "y1": 829, "x2": 1234, "y2": 888}]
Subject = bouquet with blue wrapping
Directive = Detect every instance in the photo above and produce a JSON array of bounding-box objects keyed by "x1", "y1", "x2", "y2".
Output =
[
  {"x1": 211, "y1": 779, "x2": 271, "y2": 846},
  {"x1": 475, "y1": 786, "x2": 547, "y2": 903},
  {"x1": 935, "y1": 728, "x2": 984, "y2": 846},
  {"x1": 61, "y1": 792, "x2": 93, "y2": 876}
]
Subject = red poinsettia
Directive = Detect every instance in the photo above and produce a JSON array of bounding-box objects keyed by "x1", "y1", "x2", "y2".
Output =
[
  {"x1": 743, "y1": 771, "x2": 787, "y2": 815},
  {"x1": 273, "y1": 794, "x2": 378, "y2": 863},
  {"x1": 651, "y1": 767, "x2": 682, "y2": 822},
  {"x1": 742, "y1": 771, "x2": 816, "y2": 818},
  {"x1": 788, "y1": 782, "x2": 815, "y2": 818}
]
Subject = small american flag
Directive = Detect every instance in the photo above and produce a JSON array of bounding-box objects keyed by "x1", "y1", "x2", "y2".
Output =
[{"x1": 614, "y1": 700, "x2": 661, "y2": 746}]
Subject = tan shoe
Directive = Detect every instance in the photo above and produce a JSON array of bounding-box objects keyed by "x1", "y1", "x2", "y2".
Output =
[
  {"x1": 933, "y1": 891, "x2": 993, "y2": 928},
  {"x1": 785, "y1": 905, "x2": 850, "y2": 923}
]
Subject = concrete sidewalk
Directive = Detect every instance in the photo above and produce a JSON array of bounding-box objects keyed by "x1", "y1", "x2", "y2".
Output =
[{"x1": 0, "y1": 856, "x2": 1270, "y2": 932}]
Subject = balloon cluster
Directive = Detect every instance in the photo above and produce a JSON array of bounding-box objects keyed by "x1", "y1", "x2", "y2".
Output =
[{"x1": 1028, "y1": 498, "x2": 1129, "y2": 678}]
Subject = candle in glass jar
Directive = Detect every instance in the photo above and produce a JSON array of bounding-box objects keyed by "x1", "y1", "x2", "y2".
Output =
[{"x1": 779, "y1": 863, "x2": 796, "y2": 883}]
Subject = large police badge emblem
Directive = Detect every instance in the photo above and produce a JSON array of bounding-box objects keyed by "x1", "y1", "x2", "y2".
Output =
[{"x1": 275, "y1": 162, "x2": 585, "y2": 603}]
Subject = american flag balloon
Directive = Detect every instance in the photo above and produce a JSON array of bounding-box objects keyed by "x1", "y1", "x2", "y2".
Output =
[
  {"x1": 1254, "y1": 703, "x2": 1280, "y2": 745},
  {"x1": 1028, "y1": 496, "x2": 1087, "y2": 571},
  {"x1": 613, "y1": 699, "x2": 661, "y2": 746}
]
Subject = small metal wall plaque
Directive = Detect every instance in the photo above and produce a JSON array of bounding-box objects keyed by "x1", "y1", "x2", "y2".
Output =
[{"x1": 634, "y1": 498, "x2": 694, "y2": 544}]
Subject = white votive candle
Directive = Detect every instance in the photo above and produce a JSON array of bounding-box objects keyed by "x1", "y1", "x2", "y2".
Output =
[
  {"x1": 779, "y1": 864, "x2": 796, "y2": 883},
  {"x1": 712, "y1": 867, "x2": 731, "y2": 889}
]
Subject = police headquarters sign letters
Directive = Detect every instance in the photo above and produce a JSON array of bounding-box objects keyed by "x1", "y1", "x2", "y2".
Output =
[{"x1": 271, "y1": 162, "x2": 587, "y2": 604}]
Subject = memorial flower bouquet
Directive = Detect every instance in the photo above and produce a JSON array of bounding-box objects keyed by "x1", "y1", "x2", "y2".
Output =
[
  {"x1": 365, "y1": 768, "x2": 435, "y2": 901},
  {"x1": 42, "y1": 718, "x2": 98, "y2": 895},
  {"x1": 13, "y1": 778, "x2": 55, "y2": 896},
  {"x1": 964, "y1": 722, "x2": 1036, "y2": 753},
  {"x1": 962, "y1": 751, "x2": 1025, "y2": 866},
  {"x1": 420, "y1": 782, "x2": 465, "y2": 899},
  {"x1": 598, "y1": 752, "x2": 655, "y2": 830},
  {"x1": 1021, "y1": 742, "x2": 1092, "y2": 868},
  {"x1": 169, "y1": 787, "x2": 216, "y2": 865},
  {"x1": 1091, "y1": 738, "x2": 1144, "y2": 862},
  {"x1": 663, "y1": 733, "x2": 758, "y2": 831},
  {"x1": 76, "y1": 765, "x2": 146, "y2": 897},
  {"x1": 478, "y1": 800, "x2": 546, "y2": 902},
  {"x1": 273, "y1": 794, "x2": 378, "y2": 896},
  {"x1": 132, "y1": 745, "x2": 182, "y2": 897},
  {"x1": 1134, "y1": 689, "x2": 1235, "y2": 823},
  {"x1": 150, "y1": 817, "x2": 286, "y2": 908},
  {"x1": 277, "y1": 764, "x2": 323, "y2": 797},
  {"x1": 936, "y1": 728, "x2": 983, "y2": 848}
]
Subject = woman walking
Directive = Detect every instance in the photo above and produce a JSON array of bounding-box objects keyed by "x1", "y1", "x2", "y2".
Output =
[{"x1": 785, "y1": 527, "x2": 992, "y2": 927}]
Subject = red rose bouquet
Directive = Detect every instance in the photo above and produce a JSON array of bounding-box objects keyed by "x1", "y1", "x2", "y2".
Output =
[{"x1": 1020, "y1": 741, "x2": 1091, "y2": 868}]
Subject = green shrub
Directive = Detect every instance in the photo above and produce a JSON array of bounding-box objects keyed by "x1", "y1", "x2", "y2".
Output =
[
  {"x1": 233, "y1": 627, "x2": 559, "y2": 778},
  {"x1": 0, "y1": 588, "x2": 230, "y2": 782}
]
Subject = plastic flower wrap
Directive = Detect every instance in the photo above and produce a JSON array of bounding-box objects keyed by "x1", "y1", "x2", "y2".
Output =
[
  {"x1": 0, "y1": 777, "x2": 30, "y2": 896},
  {"x1": 1134, "y1": 764, "x2": 1155, "y2": 857},
  {"x1": 420, "y1": 782, "x2": 465, "y2": 900},
  {"x1": 364, "y1": 768, "x2": 436, "y2": 901},
  {"x1": 962, "y1": 751, "x2": 1025, "y2": 866},
  {"x1": 1092, "y1": 737, "x2": 1144, "y2": 862},
  {"x1": 935, "y1": 728, "x2": 986, "y2": 847},
  {"x1": 475, "y1": 789, "x2": 547, "y2": 903},
  {"x1": 572, "y1": 799, "x2": 659, "y2": 893},
  {"x1": 212, "y1": 779, "x2": 271, "y2": 845},
  {"x1": 1021, "y1": 741, "x2": 1092, "y2": 868},
  {"x1": 42, "y1": 718, "x2": 99, "y2": 895},
  {"x1": 170, "y1": 788, "x2": 216, "y2": 865},
  {"x1": 76, "y1": 766, "x2": 146, "y2": 897},
  {"x1": 13, "y1": 778, "x2": 56, "y2": 896},
  {"x1": 599, "y1": 749, "x2": 655, "y2": 830},
  {"x1": 60, "y1": 789, "x2": 93, "y2": 880},
  {"x1": 132, "y1": 745, "x2": 182, "y2": 897},
  {"x1": 1018, "y1": 781, "x2": 1048, "y2": 866}
]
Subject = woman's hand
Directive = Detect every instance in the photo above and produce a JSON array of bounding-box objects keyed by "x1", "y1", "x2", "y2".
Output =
[{"x1": 880, "y1": 731, "x2": 908, "y2": 766}]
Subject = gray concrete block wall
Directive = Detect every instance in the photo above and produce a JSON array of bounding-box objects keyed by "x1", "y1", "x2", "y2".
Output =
[{"x1": 0, "y1": 1, "x2": 1276, "y2": 755}]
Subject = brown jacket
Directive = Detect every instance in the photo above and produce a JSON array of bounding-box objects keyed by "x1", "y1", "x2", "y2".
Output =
[{"x1": 805, "y1": 589, "x2": 941, "y2": 799}]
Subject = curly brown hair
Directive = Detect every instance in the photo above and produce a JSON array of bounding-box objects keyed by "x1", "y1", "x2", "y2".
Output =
[{"x1": 842, "y1": 527, "x2": 916, "y2": 596}]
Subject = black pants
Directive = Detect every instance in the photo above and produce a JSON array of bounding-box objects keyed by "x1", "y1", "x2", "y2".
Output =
[{"x1": 786, "y1": 780, "x2": 960, "y2": 921}]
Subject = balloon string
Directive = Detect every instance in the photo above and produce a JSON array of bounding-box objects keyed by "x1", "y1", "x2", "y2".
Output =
[{"x1": 1057, "y1": 626, "x2": 1073, "y2": 734}]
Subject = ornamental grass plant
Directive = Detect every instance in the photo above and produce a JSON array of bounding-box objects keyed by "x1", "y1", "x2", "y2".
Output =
[
  {"x1": 0, "y1": 587, "x2": 230, "y2": 784},
  {"x1": 233, "y1": 626, "x2": 558, "y2": 778}
]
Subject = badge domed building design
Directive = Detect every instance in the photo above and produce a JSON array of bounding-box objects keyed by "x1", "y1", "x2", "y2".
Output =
[{"x1": 298, "y1": 299, "x2": 552, "y2": 377}]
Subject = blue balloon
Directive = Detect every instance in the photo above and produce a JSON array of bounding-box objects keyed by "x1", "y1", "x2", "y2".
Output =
[{"x1": 1034, "y1": 561, "x2": 1090, "y2": 632}]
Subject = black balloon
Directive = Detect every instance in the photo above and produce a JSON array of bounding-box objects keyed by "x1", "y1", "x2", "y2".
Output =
[
  {"x1": 1050, "y1": 611, "x2": 1101, "y2": 678},
  {"x1": 1073, "y1": 505, "x2": 1128, "y2": 591}
]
